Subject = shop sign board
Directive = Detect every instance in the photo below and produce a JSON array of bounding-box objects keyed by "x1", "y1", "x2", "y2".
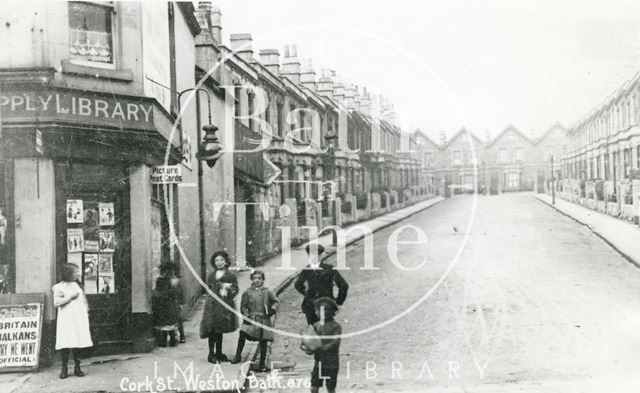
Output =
[
  {"x1": 0, "y1": 88, "x2": 155, "y2": 131},
  {"x1": 150, "y1": 165, "x2": 182, "y2": 184}
]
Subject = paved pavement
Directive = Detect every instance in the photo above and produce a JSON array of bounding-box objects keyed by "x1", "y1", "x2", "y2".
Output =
[
  {"x1": 253, "y1": 193, "x2": 640, "y2": 392},
  {"x1": 1, "y1": 196, "x2": 444, "y2": 393},
  {"x1": 533, "y1": 193, "x2": 640, "y2": 267}
]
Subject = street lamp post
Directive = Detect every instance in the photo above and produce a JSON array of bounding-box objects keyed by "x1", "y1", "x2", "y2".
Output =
[
  {"x1": 177, "y1": 87, "x2": 224, "y2": 281},
  {"x1": 324, "y1": 130, "x2": 339, "y2": 246}
]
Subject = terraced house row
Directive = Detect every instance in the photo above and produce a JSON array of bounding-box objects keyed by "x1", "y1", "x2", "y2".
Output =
[
  {"x1": 559, "y1": 72, "x2": 640, "y2": 224},
  {"x1": 0, "y1": 1, "x2": 427, "y2": 360}
]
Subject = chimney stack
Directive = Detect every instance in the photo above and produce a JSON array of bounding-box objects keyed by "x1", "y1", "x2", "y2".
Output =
[
  {"x1": 332, "y1": 76, "x2": 345, "y2": 103},
  {"x1": 196, "y1": 2, "x2": 222, "y2": 43},
  {"x1": 229, "y1": 33, "x2": 253, "y2": 62},
  {"x1": 359, "y1": 87, "x2": 371, "y2": 114},
  {"x1": 300, "y1": 58, "x2": 316, "y2": 90},
  {"x1": 344, "y1": 83, "x2": 356, "y2": 109},
  {"x1": 259, "y1": 49, "x2": 280, "y2": 75},
  {"x1": 281, "y1": 44, "x2": 301, "y2": 84},
  {"x1": 317, "y1": 69, "x2": 334, "y2": 97},
  {"x1": 353, "y1": 85, "x2": 361, "y2": 111}
]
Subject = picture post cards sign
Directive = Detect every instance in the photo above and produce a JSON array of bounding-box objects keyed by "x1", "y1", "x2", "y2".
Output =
[
  {"x1": 0, "y1": 293, "x2": 45, "y2": 372},
  {"x1": 150, "y1": 165, "x2": 182, "y2": 184}
]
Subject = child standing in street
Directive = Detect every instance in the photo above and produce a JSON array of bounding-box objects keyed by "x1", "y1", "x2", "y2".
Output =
[
  {"x1": 152, "y1": 263, "x2": 181, "y2": 347},
  {"x1": 301, "y1": 297, "x2": 342, "y2": 393},
  {"x1": 200, "y1": 251, "x2": 239, "y2": 363},
  {"x1": 230, "y1": 270, "x2": 278, "y2": 372},
  {"x1": 52, "y1": 263, "x2": 93, "y2": 379}
]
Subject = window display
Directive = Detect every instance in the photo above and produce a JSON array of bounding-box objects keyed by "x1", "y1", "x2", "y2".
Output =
[{"x1": 66, "y1": 199, "x2": 117, "y2": 295}]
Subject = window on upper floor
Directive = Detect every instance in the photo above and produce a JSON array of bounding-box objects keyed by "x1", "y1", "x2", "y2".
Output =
[
  {"x1": 424, "y1": 152, "x2": 433, "y2": 167},
  {"x1": 299, "y1": 110, "x2": 307, "y2": 142},
  {"x1": 264, "y1": 99, "x2": 271, "y2": 127},
  {"x1": 247, "y1": 91, "x2": 255, "y2": 131},
  {"x1": 498, "y1": 148, "x2": 507, "y2": 164},
  {"x1": 462, "y1": 150, "x2": 470, "y2": 164},
  {"x1": 453, "y1": 151, "x2": 461, "y2": 166},
  {"x1": 69, "y1": 2, "x2": 114, "y2": 67},
  {"x1": 289, "y1": 104, "x2": 296, "y2": 134},
  {"x1": 276, "y1": 101, "x2": 284, "y2": 137},
  {"x1": 234, "y1": 85, "x2": 241, "y2": 118},
  {"x1": 515, "y1": 147, "x2": 524, "y2": 163}
]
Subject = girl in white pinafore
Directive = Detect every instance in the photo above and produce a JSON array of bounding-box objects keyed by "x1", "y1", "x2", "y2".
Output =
[{"x1": 52, "y1": 263, "x2": 93, "y2": 379}]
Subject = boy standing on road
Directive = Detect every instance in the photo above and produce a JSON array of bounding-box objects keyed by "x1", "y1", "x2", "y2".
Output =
[
  {"x1": 302, "y1": 297, "x2": 342, "y2": 393},
  {"x1": 295, "y1": 244, "x2": 349, "y2": 326}
]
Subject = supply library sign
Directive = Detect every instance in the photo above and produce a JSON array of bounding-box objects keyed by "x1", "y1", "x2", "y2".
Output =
[
  {"x1": 0, "y1": 87, "x2": 155, "y2": 131},
  {"x1": 0, "y1": 293, "x2": 44, "y2": 372}
]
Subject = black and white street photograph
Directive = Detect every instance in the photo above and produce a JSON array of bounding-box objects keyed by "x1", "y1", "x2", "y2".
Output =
[{"x1": 1, "y1": 1, "x2": 640, "y2": 392}]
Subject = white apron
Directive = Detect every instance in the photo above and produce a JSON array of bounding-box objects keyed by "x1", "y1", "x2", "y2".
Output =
[{"x1": 52, "y1": 281, "x2": 93, "y2": 350}]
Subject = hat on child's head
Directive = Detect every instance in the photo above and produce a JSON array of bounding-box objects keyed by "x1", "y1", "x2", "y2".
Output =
[
  {"x1": 313, "y1": 297, "x2": 338, "y2": 313},
  {"x1": 305, "y1": 243, "x2": 325, "y2": 256}
]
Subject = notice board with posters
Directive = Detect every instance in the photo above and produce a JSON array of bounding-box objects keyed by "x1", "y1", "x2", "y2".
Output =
[{"x1": 0, "y1": 293, "x2": 45, "y2": 372}]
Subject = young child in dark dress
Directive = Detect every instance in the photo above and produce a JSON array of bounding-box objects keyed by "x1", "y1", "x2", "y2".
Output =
[{"x1": 301, "y1": 297, "x2": 342, "y2": 393}]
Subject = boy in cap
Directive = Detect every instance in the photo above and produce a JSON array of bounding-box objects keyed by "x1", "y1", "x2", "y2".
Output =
[
  {"x1": 303, "y1": 297, "x2": 342, "y2": 393},
  {"x1": 295, "y1": 243, "x2": 349, "y2": 325}
]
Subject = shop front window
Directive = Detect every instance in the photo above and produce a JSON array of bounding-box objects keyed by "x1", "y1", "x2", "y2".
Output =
[
  {"x1": 66, "y1": 199, "x2": 117, "y2": 294},
  {"x1": 69, "y1": 2, "x2": 114, "y2": 65}
]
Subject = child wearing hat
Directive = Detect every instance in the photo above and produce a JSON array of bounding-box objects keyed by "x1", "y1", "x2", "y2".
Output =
[
  {"x1": 301, "y1": 297, "x2": 342, "y2": 393},
  {"x1": 295, "y1": 243, "x2": 349, "y2": 326}
]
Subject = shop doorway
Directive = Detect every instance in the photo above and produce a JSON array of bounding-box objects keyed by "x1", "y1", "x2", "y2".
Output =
[{"x1": 55, "y1": 163, "x2": 131, "y2": 352}]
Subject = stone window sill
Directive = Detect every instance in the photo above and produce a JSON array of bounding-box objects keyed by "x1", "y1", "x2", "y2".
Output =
[{"x1": 61, "y1": 60, "x2": 134, "y2": 82}]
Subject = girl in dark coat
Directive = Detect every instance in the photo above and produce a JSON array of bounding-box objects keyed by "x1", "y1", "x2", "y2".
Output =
[{"x1": 199, "y1": 251, "x2": 239, "y2": 363}]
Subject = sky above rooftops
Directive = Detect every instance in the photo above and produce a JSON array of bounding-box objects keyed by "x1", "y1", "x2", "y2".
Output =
[{"x1": 213, "y1": 0, "x2": 640, "y2": 141}]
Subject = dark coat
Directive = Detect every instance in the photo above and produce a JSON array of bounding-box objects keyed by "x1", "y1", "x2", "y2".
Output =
[
  {"x1": 199, "y1": 269, "x2": 239, "y2": 337},
  {"x1": 294, "y1": 262, "x2": 349, "y2": 313},
  {"x1": 239, "y1": 286, "x2": 278, "y2": 341},
  {"x1": 152, "y1": 276, "x2": 181, "y2": 328}
]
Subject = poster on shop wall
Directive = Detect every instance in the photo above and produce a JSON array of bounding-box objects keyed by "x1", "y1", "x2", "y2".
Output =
[
  {"x1": 98, "y1": 203, "x2": 115, "y2": 226},
  {"x1": 83, "y1": 254, "x2": 98, "y2": 295},
  {"x1": 98, "y1": 254, "x2": 113, "y2": 275},
  {"x1": 82, "y1": 207, "x2": 99, "y2": 240},
  {"x1": 98, "y1": 230, "x2": 115, "y2": 253},
  {"x1": 84, "y1": 240, "x2": 99, "y2": 253},
  {"x1": 66, "y1": 200, "x2": 83, "y2": 223},
  {"x1": 66, "y1": 228, "x2": 84, "y2": 253},
  {"x1": 66, "y1": 253, "x2": 81, "y2": 269},
  {"x1": 98, "y1": 274, "x2": 114, "y2": 294}
]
